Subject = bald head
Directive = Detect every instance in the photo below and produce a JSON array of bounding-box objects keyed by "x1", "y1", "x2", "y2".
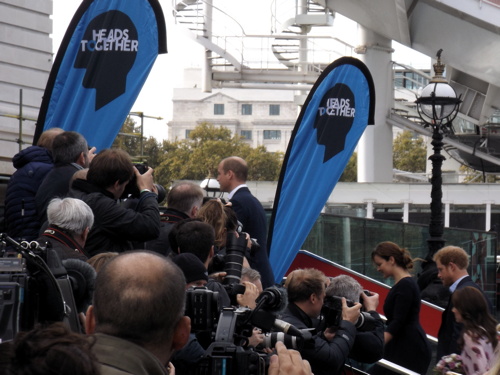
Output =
[{"x1": 92, "y1": 251, "x2": 186, "y2": 348}]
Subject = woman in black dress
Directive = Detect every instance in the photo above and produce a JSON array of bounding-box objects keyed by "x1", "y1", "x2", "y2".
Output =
[{"x1": 370, "y1": 241, "x2": 432, "y2": 375}]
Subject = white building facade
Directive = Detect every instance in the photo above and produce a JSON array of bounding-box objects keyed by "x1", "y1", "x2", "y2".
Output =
[
  {"x1": 0, "y1": 0, "x2": 52, "y2": 175},
  {"x1": 168, "y1": 87, "x2": 298, "y2": 153}
]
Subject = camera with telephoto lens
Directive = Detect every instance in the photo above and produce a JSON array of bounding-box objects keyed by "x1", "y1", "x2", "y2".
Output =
[
  {"x1": 220, "y1": 231, "x2": 248, "y2": 306},
  {"x1": 261, "y1": 329, "x2": 313, "y2": 351},
  {"x1": 321, "y1": 294, "x2": 377, "y2": 332},
  {"x1": 0, "y1": 234, "x2": 84, "y2": 341},
  {"x1": 193, "y1": 285, "x2": 301, "y2": 375}
]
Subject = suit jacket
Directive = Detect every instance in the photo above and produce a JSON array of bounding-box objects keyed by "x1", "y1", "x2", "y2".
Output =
[
  {"x1": 437, "y1": 275, "x2": 492, "y2": 359},
  {"x1": 230, "y1": 187, "x2": 275, "y2": 288}
]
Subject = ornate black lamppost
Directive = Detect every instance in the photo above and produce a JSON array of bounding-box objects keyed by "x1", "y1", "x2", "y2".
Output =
[{"x1": 415, "y1": 49, "x2": 462, "y2": 258}]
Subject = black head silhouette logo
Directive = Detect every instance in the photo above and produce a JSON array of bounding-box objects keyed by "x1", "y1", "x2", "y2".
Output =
[
  {"x1": 313, "y1": 83, "x2": 356, "y2": 163},
  {"x1": 74, "y1": 10, "x2": 138, "y2": 110}
]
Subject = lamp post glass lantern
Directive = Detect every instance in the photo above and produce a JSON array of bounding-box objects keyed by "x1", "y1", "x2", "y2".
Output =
[{"x1": 415, "y1": 49, "x2": 462, "y2": 258}]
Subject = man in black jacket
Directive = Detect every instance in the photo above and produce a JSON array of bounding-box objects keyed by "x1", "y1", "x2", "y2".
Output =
[
  {"x1": 36, "y1": 131, "x2": 95, "y2": 224},
  {"x1": 37, "y1": 197, "x2": 94, "y2": 261},
  {"x1": 217, "y1": 156, "x2": 274, "y2": 288},
  {"x1": 326, "y1": 275, "x2": 384, "y2": 367},
  {"x1": 140, "y1": 181, "x2": 204, "y2": 256},
  {"x1": 70, "y1": 149, "x2": 160, "y2": 256},
  {"x1": 280, "y1": 268, "x2": 361, "y2": 375},
  {"x1": 434, "y1": 245, "x2": 493, "y2": 359}
]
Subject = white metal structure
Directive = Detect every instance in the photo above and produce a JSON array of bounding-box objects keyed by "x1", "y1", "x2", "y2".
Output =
[{"x1": 172, "y1": 0, "x2": 500, "y2": 180}]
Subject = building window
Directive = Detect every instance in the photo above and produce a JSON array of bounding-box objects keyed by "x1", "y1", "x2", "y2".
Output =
[
  {"x1": 263, "y1": 130, "x2": 281, "y2": 140},
  {"x1": 185, "y1": 129, "x2": 192, "y2": 138},
  {"x1": 269, "y1": 104, "x2": 280, "y2": 116},
  {"x1": 242, "y1": 104, "x2": 252, "y2": 115},
  {"x1": 394, "y1": 69, "x2": 430, "y2": 90},
  {"x1": 240, "y1": 130, "x2": 252, "y2": 140},
  {"x1": 214, "y1": 103, "x2": 224, "y2": 115}
]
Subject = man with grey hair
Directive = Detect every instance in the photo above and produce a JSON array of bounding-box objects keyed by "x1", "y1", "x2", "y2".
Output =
[
  {"x1": 85, "y1": 251, "x2": 191, "y2": 375},
  {"x1": 36, "y1": 197, "x2": 94, "y2": 260},
  {"x1": 143, "y1": 181, "x2": 205, "y2": 256},
  {"x1": 36, "y1": 131, "x2": 96, "y2": 223},
  {"x1": 326, "y1": 275, "x2": 384, "y2": 366}
]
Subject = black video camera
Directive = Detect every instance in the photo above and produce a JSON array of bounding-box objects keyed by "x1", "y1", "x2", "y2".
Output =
[
  {"x1": 185, "y1": 286, "x2": 220, "y2": 333},
  {"x1": 187, "y1": 285, "x2": 296, "y2": 375},
  {"x1": 0, "y1": 234, "x2": 83, "y2": 341}
]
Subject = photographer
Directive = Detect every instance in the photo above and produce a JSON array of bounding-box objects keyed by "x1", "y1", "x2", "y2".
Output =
[
  {"x1": 326, "y1": 275, "x2": 384, "y2": 366},
  {"x1": 69, "y1": 149, "x2": 160, "y2": 256},
  {"x1": 280, "y1": 268, "x2": 361, "y2": 375}
]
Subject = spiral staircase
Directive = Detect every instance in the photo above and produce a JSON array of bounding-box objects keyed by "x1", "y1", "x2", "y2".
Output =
[{"x1": 171, "y1": 0, "x2": 352, "y2": 90}]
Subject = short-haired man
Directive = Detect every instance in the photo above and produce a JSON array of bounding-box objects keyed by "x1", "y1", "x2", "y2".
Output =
[
  {"x1": 142, "y1": 181, "x2": 205, "y2": 256},
  {"x1": 37, "y1": 197, "x2": 94, "y2": 260},
  {"x1": 69, "y1": 149, "x2": 160, "y2": 256},
  {"x1": 217, "y1": 156, "x2": 274, "y2": 288},
  {"x1": 175, "y1": 220, "x2": 258, "y2": 309},
  {"x1": 326, "y1": 275, "x2": 384, "y2": 366},
  {"x1": 280, "y1": 268, "x2": 361, "y2": 375},
  {"x1": 5, "y1": 127, "x2": 63, "y2": 241},
  {"x1": 85, "y1": 251, "x2": 191, "y2": 375},
  {"x1": 434, "y1": 245, "x2": 492, "y2": 358},
  {"x1": 36, "y1": 131, "x2": 95, "y2": 223},
  {"x1": 241, "y1": 267, "x2": 263, "y2": 294}
]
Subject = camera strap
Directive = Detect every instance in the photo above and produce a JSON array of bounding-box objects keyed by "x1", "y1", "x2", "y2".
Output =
[{"x1": 42, "y1": 226, "x2": 86, "y2": 257}]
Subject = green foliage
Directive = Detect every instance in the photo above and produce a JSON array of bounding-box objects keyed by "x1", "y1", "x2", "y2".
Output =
[
  {"x1": 112, "y1": 117, "x2": 142, "y2": 159},
  {"x1": 339, "y1": 152, "x2": 357, "y2": 182},
  {"x1": 113, "y1": 121, "x2": 283, "y2": 187},
  {"x1": 393, "y1": 130, "x2": 427, "y2": 172},
  {"x1": 459, "y1": 164, "x2": 498, "y2": 183}
]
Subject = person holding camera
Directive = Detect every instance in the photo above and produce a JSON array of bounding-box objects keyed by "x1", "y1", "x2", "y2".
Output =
[
  {"x1": 69, "y1": 149, "x2": 160, "y2": 256},
  {"x1": 326, "y1": 275, "x2": 384, "y2": 367},
  {"x1": 280, "y1": 268, "x2": 361, "y2": 375}
]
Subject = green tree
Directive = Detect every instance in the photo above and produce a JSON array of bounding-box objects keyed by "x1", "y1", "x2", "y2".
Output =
[
  {"x1": 112, "y1": 117, "x2": 142, "y2": 159},
  {"x1": 154, "y1": 123, "x2": 283, "y2": 186},
  {"x1": 393, "y1": 130, "x2": 427, "y2": 172},
  {"x1": 459, "y1": 164, "x2": 498, "y2": 183},
  {"x1": 339, "y1": 152, "x2": 357, "y2": 182}
]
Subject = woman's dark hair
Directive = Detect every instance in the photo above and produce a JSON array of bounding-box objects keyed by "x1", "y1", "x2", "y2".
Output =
[
  {"x1": 452, "y1": 286, "x2": 498, "y2": 350},
  {"x1": 371, "y1": 241, "x2": 414, "y2": 270}
]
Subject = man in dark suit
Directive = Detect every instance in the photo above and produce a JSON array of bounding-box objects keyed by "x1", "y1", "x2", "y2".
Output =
[
  {"x1": 217, "y1": 156, "x2": 275, "y2": 288},
  {"x1": 434, "y1": 245, "x2": 492, "y2": 359}
]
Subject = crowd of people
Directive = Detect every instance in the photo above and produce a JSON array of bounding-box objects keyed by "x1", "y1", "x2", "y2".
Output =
[{"x1": 0, "y1": 129, "x2": 499, "y2": 375}]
